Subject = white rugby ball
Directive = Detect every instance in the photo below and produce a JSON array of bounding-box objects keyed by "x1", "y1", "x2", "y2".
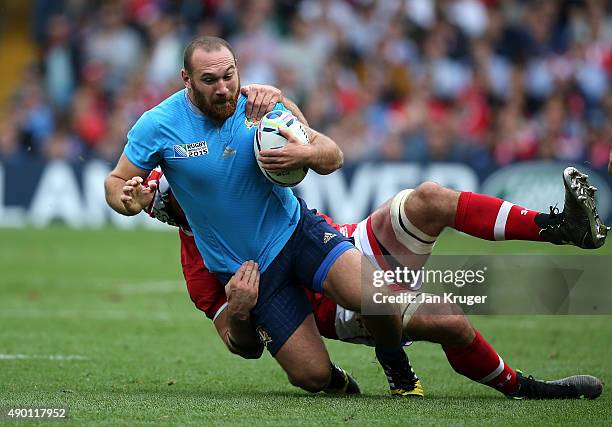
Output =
[{"x1": 253, "y1": 110, "x2": 310, "y2": 187}]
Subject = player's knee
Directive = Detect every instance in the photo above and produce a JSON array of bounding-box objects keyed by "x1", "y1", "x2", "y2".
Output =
[
  {"x1": 412, "y1": 182, "x2": 442, "y2": 207},
  {"x1": 407, "y1": 181, "x2": 445, "y2": 223},
  {"x1": 287, "y1": 364, "x2": 331, "y2": 393},
  {"x1": 408, "y1": 181, "x2": 456, "y2": 234}
]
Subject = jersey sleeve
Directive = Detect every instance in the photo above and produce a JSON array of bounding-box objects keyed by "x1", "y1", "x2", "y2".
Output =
[
  {"x1": 273, "y1": 102, "x2": 290, "y2": 113},
  {"x1": 123, "y1": 111, "x2": 163, "y2": 171},
  {"x1": 179, "y1": 230, "x2": 228, "y2": 320}
]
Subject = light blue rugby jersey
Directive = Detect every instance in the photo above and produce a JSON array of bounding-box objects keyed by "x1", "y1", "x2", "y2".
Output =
[{"x1": 124, "y1": 89, "x2": 300, "y2": 274}]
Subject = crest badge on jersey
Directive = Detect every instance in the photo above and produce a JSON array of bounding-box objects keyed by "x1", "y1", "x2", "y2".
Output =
[
  {"x1": 245, "y1": 117, "x2": 259, "y2": 129},
  {"x1": 256, "y1": 326, "x2": 273, "y2": 347},
  {"x1": 173, "y1": 141, "x2": 209, "y2": 158}
]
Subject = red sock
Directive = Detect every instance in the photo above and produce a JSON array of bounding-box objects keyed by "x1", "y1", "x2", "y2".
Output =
[
  {"x1": 455, "y1": 192, "x2": 543, "y2": 241},
  {"x1": 443, "y1": 330, "x2": 518, "y2": 395}
]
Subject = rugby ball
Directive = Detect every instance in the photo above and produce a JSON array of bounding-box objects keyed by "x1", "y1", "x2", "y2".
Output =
[{"x1": 253, "y1": 110, "x2": 310, "y2": 187}]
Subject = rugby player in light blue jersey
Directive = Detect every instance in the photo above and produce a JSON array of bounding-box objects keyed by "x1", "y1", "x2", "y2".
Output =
[{"x1": 105, "y1": 36, "x2": 420, "y2": 397}]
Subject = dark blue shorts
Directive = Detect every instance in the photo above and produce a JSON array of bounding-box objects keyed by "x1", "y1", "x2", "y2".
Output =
[{"x1": 217, "y1": 198, "x2": 354, "y2": 355}]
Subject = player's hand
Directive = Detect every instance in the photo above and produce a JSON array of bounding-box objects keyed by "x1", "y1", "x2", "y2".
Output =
[
  {"x1": 120, "y1": 176, "x2": 157, "y2": 215},
  {"x1": 227, "y1": 261, "x2": 260, "y2": 320},
  {"x1": 258, "y1": 126, "x2": 314, "y2": 171},
  {"x1": 608, "y1": 149, "x2": 612, "y2": 174},
  {"x1": 241, "y1": 84, "x2": 282, "y2": 122}
]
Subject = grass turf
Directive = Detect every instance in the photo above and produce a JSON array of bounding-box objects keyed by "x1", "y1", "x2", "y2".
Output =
[{"x1": 0, "y1": 227, "x2": 610, "y2": 426}]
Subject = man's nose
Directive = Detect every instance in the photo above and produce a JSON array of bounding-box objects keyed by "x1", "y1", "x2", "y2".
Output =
[{"x1": 216, "y1": 80, "x2": 228, "y2": 96}]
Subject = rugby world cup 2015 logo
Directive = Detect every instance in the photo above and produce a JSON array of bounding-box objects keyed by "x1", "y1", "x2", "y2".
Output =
[{"x1": 173, "y1": 141, "x2": 209, "y2": 158}]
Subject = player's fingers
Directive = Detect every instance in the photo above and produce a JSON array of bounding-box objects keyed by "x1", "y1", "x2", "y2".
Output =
[
  {"x1": 236, "y1": 261, "x2": 249, "y2": 280},
  {"x1": 229, "y1": 263, "x2": 247, "y2": 287},
  {"x1": 132, "y1": 176, "x2": 143, "y2": 185},
  {"x1": 240, "y1": 86, "x2": 250, "y2": 96},
  {"x1": 258, "y1": 148, "x2": 285, "y2": 158},
  {"x1": 241, "y1": 262, "x2": 254, "y2": 287},
  {"x1": 251, "y1": 92, "x2": 264, "y2": 120},
  {"x1": 253, "y1": 269, "x2": 260, "y2": 295},
  {"x1": 278, "y1": 126, "x2": 297, "y2": 143},
  {"x1": 247, "y1": 90, "x2": 261, "y2": 120},
  {"x1": 257, "y1": 155, "x2": 285, "y2": 165},
  {"x1": 260, "y1": 161, "x2": 289, "y2": 170},
  {"x1": 120, "y1": 195, "x2": 133, "y2": 202},
  {"x1": 250, "y1": 91, "x2": 263, "y2": 120},
  {"x1": 255, "y1": 93, "x2": 272, "y2": 120},
  {"x1": 246, "y1": 261, "x2": 259, "y2": 286},
  {"x1": 245, "y1": 90, "x2": 255, "y2": 119},
  {"x1": 126, "y1": 178, "x2": 143, "y2": 189},
  {"x1": 261, "y1": 164, "x2": 289, "y2": 172},
  {"x1": 122, "y1": 185, "x2": 135, "y2": 195},
  {"x1": 265, "y1": 98, "x2": 277, "y2": 116}
]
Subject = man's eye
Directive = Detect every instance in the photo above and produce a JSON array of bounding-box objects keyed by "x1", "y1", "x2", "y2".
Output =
[{"x1": 224, "y1": 74, "x2": 233, "y2": 80}]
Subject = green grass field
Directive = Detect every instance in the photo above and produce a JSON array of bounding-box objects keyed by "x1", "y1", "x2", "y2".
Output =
[{"x1": 1, "y1": 227, "x2": 611, "y2": 426}]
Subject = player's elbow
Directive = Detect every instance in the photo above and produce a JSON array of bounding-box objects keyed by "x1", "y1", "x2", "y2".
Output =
[
  {"x1": 223, "y1": 330, "x2": 264, "y2": 359},
  {"x1": 315, "y1": 145, "x2": 344, "y2": 175},
  {"x1": 335, "y1": 146, "x2": 344, "y2": 171},
  {"x1": 103, "y1": 175, "x2": 119, "y2": 209},
  {"x1": 327, "y1": 144, "x2": 344, "y2": 173}
]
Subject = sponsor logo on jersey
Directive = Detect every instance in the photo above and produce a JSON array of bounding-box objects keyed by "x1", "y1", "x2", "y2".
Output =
[
  {"x1": 221, "y1": 146, "x2": 237, "y2": 159},
  {"x1": 173, "y1": 141, "x2": 209, "y2": 158},
  {"x1": 323, "y1": 232, "x2": 336, "y2": 244}
]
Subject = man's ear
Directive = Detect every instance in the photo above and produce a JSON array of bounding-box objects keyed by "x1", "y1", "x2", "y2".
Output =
[{"x1": 181, "y1": 69, "x2": 191, "y2": 89}]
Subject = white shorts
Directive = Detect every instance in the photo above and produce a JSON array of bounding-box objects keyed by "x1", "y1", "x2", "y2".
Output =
[
  {"x1": 334, "y1": 217, "x2": 427, "y2": 345},
  {"x1": 334, "y1": 297, "x2": 425, "y2": 346}
]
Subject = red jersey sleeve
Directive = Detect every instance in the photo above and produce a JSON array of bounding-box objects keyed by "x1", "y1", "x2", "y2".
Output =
[{"x1": 179, "y1": 230, "x2": 228, "y2": 320}]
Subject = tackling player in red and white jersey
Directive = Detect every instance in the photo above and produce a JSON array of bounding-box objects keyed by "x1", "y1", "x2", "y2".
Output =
[{"x1": 143, "y1": 168, "x2": 604, "y2": 400}]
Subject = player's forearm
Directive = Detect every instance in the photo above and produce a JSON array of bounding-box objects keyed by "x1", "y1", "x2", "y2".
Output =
[
  {"x1": 307, "y1": 131, "x2": 344, "y2": 175},
  {"x1": 104, "y1": 175, "x2": 139, "y2": 216},
  {"x1": 225, "y1": 307, "x2": 263, "y2": 358}
]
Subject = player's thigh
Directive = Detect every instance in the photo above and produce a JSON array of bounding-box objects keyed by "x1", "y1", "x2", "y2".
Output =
[
  {"x1": 274, "y1": 314, "x2": 332, "y2": 391},
  {"x1": 322, "y1": 248, "x2": 369, "y2": 312},
  {"x1": 250, "y1": 267, "x2": 314, "y2": 356}
]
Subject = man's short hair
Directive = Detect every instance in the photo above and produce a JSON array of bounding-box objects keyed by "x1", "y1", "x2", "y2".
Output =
[{"x1": 183, "y1": 36, "x2": 236, "y2": 74}]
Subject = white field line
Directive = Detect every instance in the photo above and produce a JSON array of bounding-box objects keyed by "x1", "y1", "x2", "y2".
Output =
[{"x1": 0, "y1": 354, "x2": 87, "y2": 361}]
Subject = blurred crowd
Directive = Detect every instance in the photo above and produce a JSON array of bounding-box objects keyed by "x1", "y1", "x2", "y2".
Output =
[{"x1": 1, "y1": 0, "x2": 611, "y2": 175}]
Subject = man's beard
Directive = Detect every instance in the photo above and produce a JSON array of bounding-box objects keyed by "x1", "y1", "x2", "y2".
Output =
[{"x1": 191, "y1": 79, "x2": 240, "y2": 122}]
